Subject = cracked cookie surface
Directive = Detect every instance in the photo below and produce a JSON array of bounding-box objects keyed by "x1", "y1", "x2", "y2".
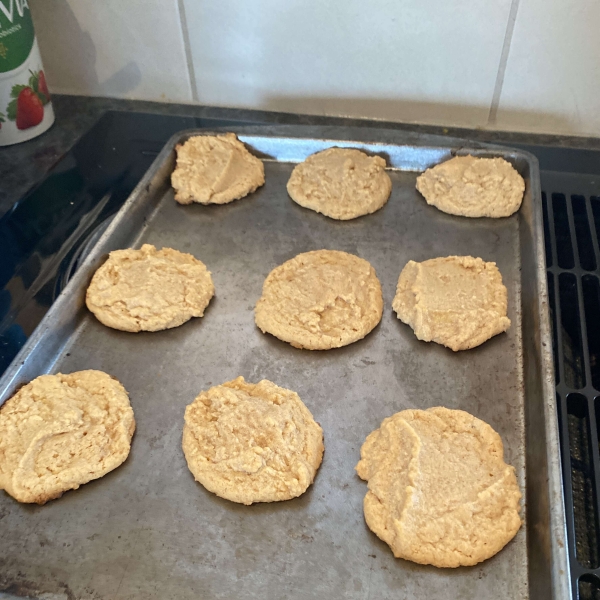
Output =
[
  {"x1": 416, "y1": 155, "x2": 524, "y2": 218},
  {"x1": 255, "y1": 249, "x2": 383, "y2": 350},
  {"x1": 182, "y1": 377, "x2": 324, "y2": 505},
  {"x1": 86, "y1": 244, "x2": 214, "y2": 332},
  {"x1": 287, "y1": 147, "x2": 392, "y2": 220},
  {"x1": 0, "y1": 370, "x2": 135, "y2": 504},
  {"x1": 356, "y1": 407, "x2": 522, "y2": 567},
  {"x1": 171, "y1": 133, "x2": 265, "y2": 205}
]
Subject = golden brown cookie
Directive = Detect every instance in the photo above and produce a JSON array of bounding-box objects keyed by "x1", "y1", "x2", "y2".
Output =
[
  {"x1": 86, "y1": 244, "x2": 214, "y2": 332},
  {"x1": 171, "y1": 133, "x2": 265, "y2": 205},
  {"x1": 356, "y1": 407, "x2": 522, "y2": 567},
  {"x1": 255, "y1": 249, "x2": 383, "y2": 350},
  {"x1": 416, "y1": 155, "x2": 524, "y2": 218},
  {"x1": 0, "y1": 370, "x2": 135, "y2": 504},
  {"x1": 286, "y1": 147, "x2": 392, "y2": 220},
  {"x1": 182, "y1": 377, "x2": 324, "y2": 505},
  {"x1": 392, "y1": 255, "x2": 510, "y2": 351}
]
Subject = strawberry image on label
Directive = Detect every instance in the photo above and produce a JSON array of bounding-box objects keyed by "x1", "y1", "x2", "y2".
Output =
[
  {"x1": 15, "y1": 87, "x2": 43, "y2": 129},
  {"x1": 5, "y1": 69, "x2": 51, "y2": 130}
]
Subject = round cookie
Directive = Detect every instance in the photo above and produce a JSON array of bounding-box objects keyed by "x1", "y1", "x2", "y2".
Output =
[
  {"x1": 182, "y1": 377, "x2": 324, "y2": 505},
  {"x1": 287, "y1": 147, "x2": 392, "y2": 220},
  {"x1": 356, "y1": 407, "x2": 522, "y2": 567},
  {"x1": 171, "y1": 133, "x2": 265, "y2": 205},
  {"x1": 0, "y1": 370, "x2": 135, "y2": 504},
  {"x1": 86, "y1": 244, "x2": 215, "y2": 332},
  {"x1": 416, "y1": 155, "x2": 524, "y2": 218},
  {"x1": 392, "y1": 255, "x2": 510, "y2": 351},
  {"x1": 255, "y1": 249, "x2": 383, "y2": 350}
]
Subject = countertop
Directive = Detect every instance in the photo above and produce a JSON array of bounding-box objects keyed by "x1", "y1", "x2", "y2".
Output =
[{"x1": 1, "y1": 94, "x2": 600, "y2": 219}]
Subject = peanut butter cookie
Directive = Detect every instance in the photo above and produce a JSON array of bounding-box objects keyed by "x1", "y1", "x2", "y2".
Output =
[
  {"x1": 392, "y1": 255, "x2": 510, "y2": 351},
  {"x1": 86, "y1": 244, "x2": 214, "y2": 332},
  {"x1": 255, "y1": 249, "x2": 383, "y2": 350},
  {"x1": 172, "y1": 133, "x2": 265, "y2": 205},
  {"x1": 287, "y1": 147, "x2": 392, "y2": 220},
  {"x1": 183, "y1": 377, "x2": 324, "y2": 505},
  {"x1": 416, "y1": 155, "x2": 524, "y2": 218},
  {"x1": 356, "y1": 407, "x2": 522, "y2": 567},
  {"x1": 0, "y1": 370, "x2": 135, "y2": 504}
]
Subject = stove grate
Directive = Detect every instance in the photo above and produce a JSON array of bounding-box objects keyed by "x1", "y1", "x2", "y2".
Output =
[{"x1": 543, "y1": 188, "x2": 600, "y2": 600}]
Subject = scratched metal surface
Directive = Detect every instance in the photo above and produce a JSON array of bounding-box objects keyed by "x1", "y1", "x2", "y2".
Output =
[{"x1": 0, "y1": 129, "x2": 567, "y2": 599}]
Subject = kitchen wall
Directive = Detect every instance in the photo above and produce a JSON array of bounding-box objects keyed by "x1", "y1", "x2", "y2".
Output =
[{"x1": 29, "y1": 0, "x2": 600, "y2": 137}]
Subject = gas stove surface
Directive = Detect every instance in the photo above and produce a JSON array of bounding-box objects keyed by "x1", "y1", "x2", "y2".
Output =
[{"x1": 0, "y1": 110, "x2": 599, "y2": 599}]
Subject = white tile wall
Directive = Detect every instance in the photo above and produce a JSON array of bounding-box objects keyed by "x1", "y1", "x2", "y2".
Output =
[
  {"x1": 182, "y1": 0, "x2": 512, "y2": 128},
  {"x1": 26, "y1": 0, "x2": 600, "y2": 136},
  {"x1": 495, "y1": 0, "x2": 600, "y2": 136},
  {"x1": 30, "y1": 0, "x2": 193, "y2": 103}
]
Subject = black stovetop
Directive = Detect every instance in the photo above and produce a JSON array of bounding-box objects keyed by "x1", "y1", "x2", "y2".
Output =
[{"x1": 1, "y1": 110, "x2": 599, "y2": 600}]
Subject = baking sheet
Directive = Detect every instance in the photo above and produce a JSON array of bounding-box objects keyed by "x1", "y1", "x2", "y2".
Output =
[{"x1": 0, "y1": 128, "x2": 568, "y2": 600}]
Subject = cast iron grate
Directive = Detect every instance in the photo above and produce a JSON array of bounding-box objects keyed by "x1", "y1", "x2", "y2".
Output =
[{"x1": 543, "y1": 188, "x2": 600, "y2": 600}]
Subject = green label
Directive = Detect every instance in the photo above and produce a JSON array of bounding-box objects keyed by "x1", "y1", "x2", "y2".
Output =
[{"x1": 0, "y1": 0, "x2": 35, "y2": 74}]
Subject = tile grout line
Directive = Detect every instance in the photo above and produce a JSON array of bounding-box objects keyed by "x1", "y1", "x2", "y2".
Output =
[
  {"x1": 488, "y1": 0, "x2": 521, "y2": 126},
  {"x1": 176, "y1": 0, "x2": 199, "y2": 103}
]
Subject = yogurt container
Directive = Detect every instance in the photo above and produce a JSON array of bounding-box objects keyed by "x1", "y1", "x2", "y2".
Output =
[{"x1": 0, "y1": 0, "x2": 54, "y2": 146}]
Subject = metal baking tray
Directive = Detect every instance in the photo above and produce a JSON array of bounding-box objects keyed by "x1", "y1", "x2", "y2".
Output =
[{"x1": 0, "y1": 127, "x2": 569, "y2": 600}]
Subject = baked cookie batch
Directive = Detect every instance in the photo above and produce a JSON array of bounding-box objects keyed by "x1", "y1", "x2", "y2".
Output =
[{"x1": 0, "y1": 135, "x2": 527, "y2": 570}]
